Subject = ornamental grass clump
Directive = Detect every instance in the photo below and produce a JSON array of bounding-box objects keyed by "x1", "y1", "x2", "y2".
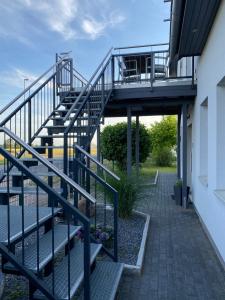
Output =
[{"x1": 107, "y1": 171, "x2": 138, "y2": 219}]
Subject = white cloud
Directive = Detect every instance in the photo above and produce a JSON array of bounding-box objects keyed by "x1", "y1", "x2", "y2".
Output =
[
  {"x1": 82, "y1": 10, "x2": 125, "y2": 40},
  {"x1": 0, "y1": 68, "x2": 37, "y2": 89},
  {"x1": 82, "y1": 18, "x2": 105, "y2": 40},
  {"x1": 0, "y1": 0, "x2": 126, "y2": 43},
  {"x1": 25, "y1": 0, "x2": 79, "y2": 40}
]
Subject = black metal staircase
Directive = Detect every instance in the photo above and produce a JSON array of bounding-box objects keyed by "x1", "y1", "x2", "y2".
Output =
[
  {"x1": 0, "y1": 51, "x2": 123, "y2": 300},
  {"x1": 0, "y1": 43, "x2": 186, "y2": 299}
]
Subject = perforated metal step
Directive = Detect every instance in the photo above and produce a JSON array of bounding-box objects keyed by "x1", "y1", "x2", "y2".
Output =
[
  {"x1": 4, "y1": 224, "x2": 80, "y2": 272},
  {"x1": 0, "y1": 205, "x2": 61, "y2": 244},
  {"x1": 0, "y1": 186, "x2": 63, "y2": 195},
  {"x1": 33, "y1": 242, "x2": 102, "y2": 300},
  {"x1": 79, "y1": 261, "x2": 124, "y2": 300}
]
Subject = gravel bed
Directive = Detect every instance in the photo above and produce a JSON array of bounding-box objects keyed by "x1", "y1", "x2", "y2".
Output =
[
  {"x1": 93, "y1": 207, "x2": 146, "y2": 265},
  {"x1": 2, "y1": 275, "x2": 29, "y2": 300},
  {"x1": 117, "y1": 213, "x2": 146, "y2": 265}
]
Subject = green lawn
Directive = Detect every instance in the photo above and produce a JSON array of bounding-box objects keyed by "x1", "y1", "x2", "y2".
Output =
[
  {"x1": 102, "y1": 157, "x2": 176, "y2": 185},
  {"x1": 141, "y1": 157, "x2": 176, "y2": 174},
  {"x1": 138, "y1": 157, "x2": 176, "y2": 184}
]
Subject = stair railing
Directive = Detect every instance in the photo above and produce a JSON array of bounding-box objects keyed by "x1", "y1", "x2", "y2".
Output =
[
  {"x1": 63, "y1": 48, "x2": 114, "y2": 178},
  {"x1": 0, "y1": 127, "x2": 96, "y2": 206},
  {"x1": 74, "y1": 145, "x2": 119, "y2": 261},
  {"x1": 0, "y1": 54, "x2": 69, "y2": 120},
  {"x1": 0, "y1": 58, "x2": 72, "y2": 146},
  {"x1": 0, "y1": 147, "x2": 91, "y2": 299}
]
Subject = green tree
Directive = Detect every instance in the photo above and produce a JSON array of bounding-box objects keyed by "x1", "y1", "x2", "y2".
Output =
[
  {"x1": 101, "y1": 122, "x2": 151, "y2": 170},
  {"x1": 149, "y1": 116, "x2": 177, "y2": 166}
]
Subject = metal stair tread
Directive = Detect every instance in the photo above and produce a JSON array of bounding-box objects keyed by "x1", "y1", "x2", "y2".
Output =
[
  {"x1": 51, "y1": 116, "x2": 98, "y2": 120},
  {"x1": 19, "y1": 157, "x2": 73, "y2": 163},
  {"x1": 4, "y1": 224, "x2": 80, "y2": 272},
  {"x1": 33, "y1": 242, "x2": 102, "y2": 300},
  {"x1": 79, "y1": 261, "x2": 124, "y2": 300},
  {"x1": 43, "y1": 125, "x2": 95, "y2": 129},
  {"x1": 4, "y1": 171, "x2": 57, "y2": 177},
  {"x1": 36, "y1": 135, "x2": 80, "y2": 138},
  {"x1": 20, "y1": 158, "x2": 66, "y2": 162},
  {"x1": 0, "y1": 205, "x2": 61, "y2": 244},
  {"x1": 0, "y1": 186, "x2": 63, "y2": 195},
  {"x1": 33, "y1": 146, "x2": 72, "y2": 149}
]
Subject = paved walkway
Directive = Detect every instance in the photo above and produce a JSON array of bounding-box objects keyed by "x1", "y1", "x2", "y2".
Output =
[{"x1": 118, "y1": 173, "x2": 225, "y2": 300}]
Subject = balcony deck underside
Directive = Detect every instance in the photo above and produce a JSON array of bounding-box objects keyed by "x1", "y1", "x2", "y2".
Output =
[{"x1": 104, "y1": 84, "x2": 196, "y2": 117}]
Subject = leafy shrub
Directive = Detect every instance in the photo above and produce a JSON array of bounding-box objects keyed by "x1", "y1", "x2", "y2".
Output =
[
  {"x1": 152, "y1": 147, "x2": 174, "y2": 166},
  {"x1": 101, "y1": 122, "x2": 151, "y2": 170}
]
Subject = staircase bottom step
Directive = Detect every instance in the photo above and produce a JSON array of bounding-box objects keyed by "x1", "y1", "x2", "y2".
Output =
[
  {"x1": 33, "y1": 242, "x2": 102, "y2": 300},
  {"x1": 79, "y1": 261, "x2": 124, "y2": 300}
]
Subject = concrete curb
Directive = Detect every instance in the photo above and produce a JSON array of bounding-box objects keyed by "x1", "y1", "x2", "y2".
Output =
[
  {"x1": 124, "y1": 210, "x2": 150, "y2": 275},
  {"x1": 140, "y1": 170, "x2": 159, "y2": 187},
  {"x1": 150, "y1": 170, "x2": 159, "y2": 186}
]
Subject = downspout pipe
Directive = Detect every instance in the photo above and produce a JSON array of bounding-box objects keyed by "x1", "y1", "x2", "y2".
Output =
[{"x1": 169, "y1": 0, "x2": 185, "y2": 76}]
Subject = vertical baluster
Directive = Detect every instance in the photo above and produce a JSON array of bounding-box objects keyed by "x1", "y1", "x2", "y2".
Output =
[
  {"x1": 9, "y1": 119, "x2": 12, "y2": 153},
  {"x1": 103, "y1": 171, "x2": 106, "y2": 230},
  {"x1": 41, "y1": 89, "x2": 43, "y2": 124},
  {"x1": 114, "y1": 191, "x2": 118, "y2": 262},
  {"x1": 51, "y1": 198, "x2": 55, "y2": 296},
  {"x1": 21, "y1": 172, "x2": 25, "y2": 265},
  {"x1": 83, "y1": 221, "x2": 90, "y2": 300},
  {"x1": 28, "y1": 99, "x2": 31, "y2": 144},
  {"x1": 43, "y1": 86, "x2": 45, "y2": 120},
  {"x1": 14, "y1": 115, "x2": 16, "y2": 155},
  {"x1": 4, "y1": 133, "x2": 6, "y2": 173},
  {"x1": 36, "y1": 185, "x2": 40, "y2": 275},
  {"x1": 33, "y1": 95, "x2": 36, "y2": 136},
  {"x1": 20, "y1": 108, "x2": 22, "y2": 152},
  {"x1": 7, "y1": 160, "x2": 10, "y2": 248},
  {"x1": 53, "y1": 77, "x2": 56, "y2": 111},
  {"x1": 67, "y1": 218, "x2": 71, "y2": 300},
  {"x1": 24, "y1": 104, "x2": 26, "y2": 143},
  {"x1": 37, "y1": 93, "x2": 39, "y2": 133},
  {"x1": 94, "y1": 178, "x2": 97, "y2": 234}
]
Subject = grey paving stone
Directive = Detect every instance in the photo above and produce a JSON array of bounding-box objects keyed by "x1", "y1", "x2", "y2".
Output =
[{"x1": 118, "y1": 173, "x2": 225, "y2": 300}]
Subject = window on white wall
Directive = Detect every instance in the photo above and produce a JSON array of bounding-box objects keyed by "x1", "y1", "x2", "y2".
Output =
[
  {"x1": 200, "y1": 98, "x2": 208, "y2": 179},
  {"x1": 216, "y1": 77, "x2": 225, "y2": 189}
]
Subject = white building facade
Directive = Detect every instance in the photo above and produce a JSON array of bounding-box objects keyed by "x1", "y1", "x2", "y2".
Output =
[{"x1": 174, "y1": 0, "x2": 225, "y2": 266}]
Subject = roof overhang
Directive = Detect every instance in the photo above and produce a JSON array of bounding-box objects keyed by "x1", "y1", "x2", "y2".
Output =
[{"x1": 170, "y1": 0, "x2": 222, "y2": 70}]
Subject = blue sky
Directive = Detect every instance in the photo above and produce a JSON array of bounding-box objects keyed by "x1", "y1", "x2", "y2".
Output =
[{"x1": 0, "y1": 0, "x2": 170, "y2": 107}]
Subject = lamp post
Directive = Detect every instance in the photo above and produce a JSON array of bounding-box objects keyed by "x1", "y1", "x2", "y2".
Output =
[
  {"x1": 24, "y1": 78, "x2": 29, "y2": 100},
  {"x1": 23, "y1": 78, "x2": 29, "y2": 142}
]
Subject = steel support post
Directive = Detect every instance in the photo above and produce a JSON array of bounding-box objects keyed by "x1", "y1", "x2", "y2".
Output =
[
  {"x1": 135, "y1": 116, "x2": 140, "y2": 176},
  {"x1": 182, "y1": 103, "x2": 188, "y2": 208},
  {"x1": 127, "y1": 107, "x2": 132, "y2": 176},
  {"x1": 177, "y1": 112, "x2": 181, "y2": 178}
]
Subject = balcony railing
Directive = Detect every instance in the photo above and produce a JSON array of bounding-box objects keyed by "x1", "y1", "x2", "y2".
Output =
[{"x1": 112, "y1": 43, "x2": 195, "y2": 88}]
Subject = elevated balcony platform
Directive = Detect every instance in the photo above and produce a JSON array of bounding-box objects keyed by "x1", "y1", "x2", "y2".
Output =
[
  {"x1": 106, "y1": 79, "x2": 196, "y2": 117},
  {"x1": 104, "y1": 44, "x2": 196, "y2": 117}
]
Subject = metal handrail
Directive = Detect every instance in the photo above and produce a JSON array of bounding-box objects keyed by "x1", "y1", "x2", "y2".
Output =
[
  {"x1": 73, "y1": 68, "x2": 88, "y2": 84},
  {"x1": 65, "y1": 55, "x2": 112, "y2": 135},
  {"x1": 75, "y1": 145, "x2": 120, "y2": 181},
  {"x1": 113, "y1": 50, "x2": 169, "y2": 58},
  {"x1": 0, "y1": 60, "x2": 70, "y2": 127},
  {"x1": 114, "y1": 43, "x2": 169, "y2": 50},
  {"x1": 0, "y1": 54, "x2": 69, "y2": 115},
  {"x1": 63, "y1": 47, "x2": 113, "y2": 121},
  {"x1": 0, "y1": 127, "x2": 96, "y2": 204}
]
